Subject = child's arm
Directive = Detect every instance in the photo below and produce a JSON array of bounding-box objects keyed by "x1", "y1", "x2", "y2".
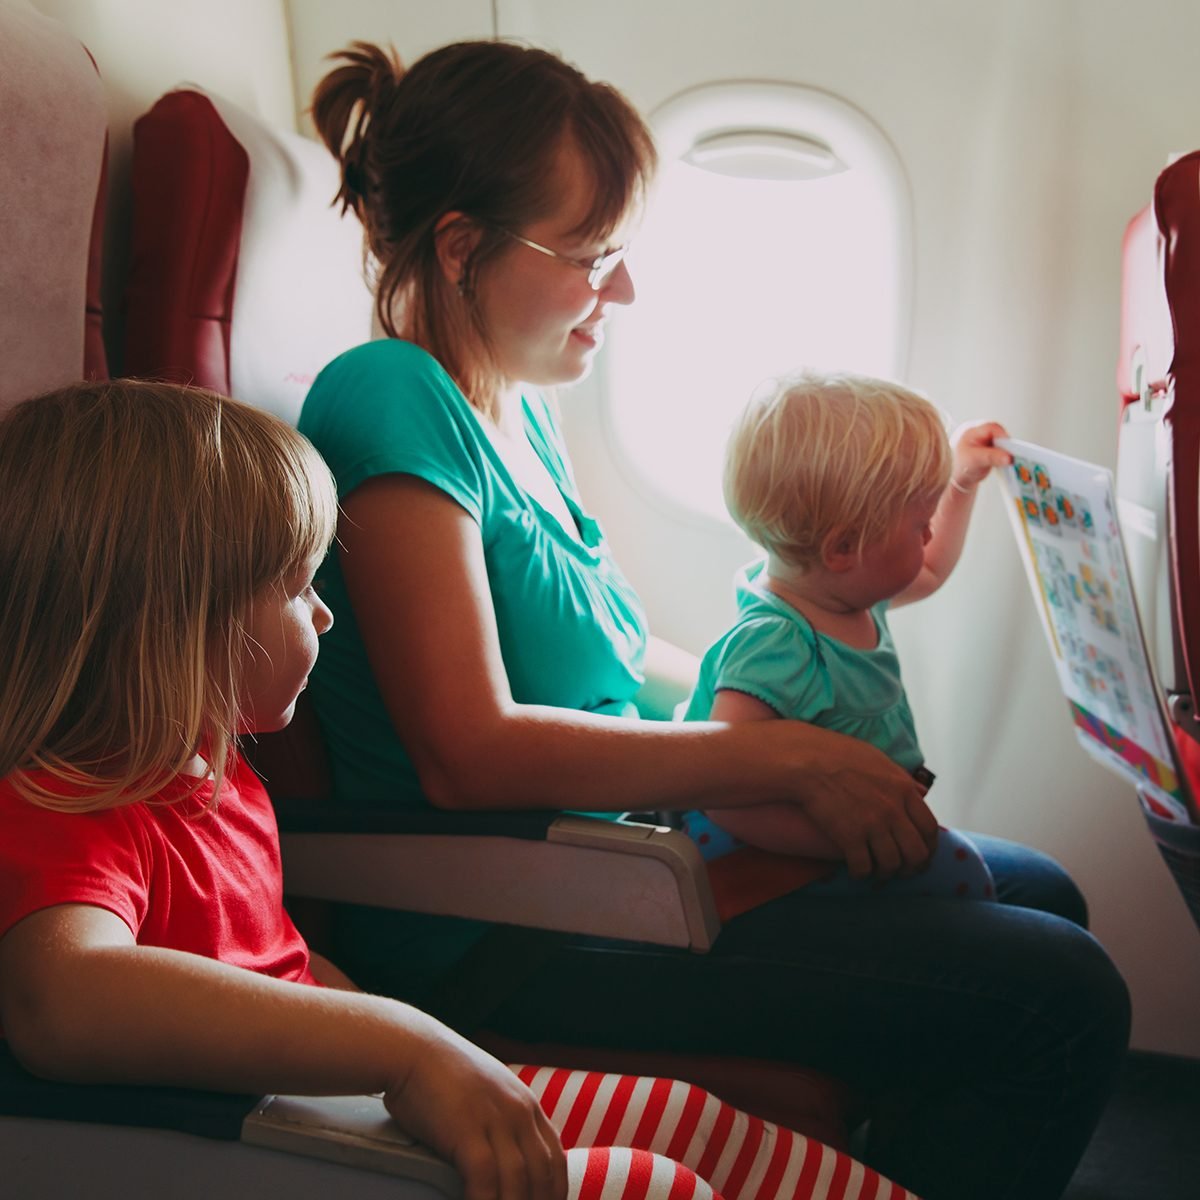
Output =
[
  {"x1": 703, "y1": 689, "x2": 843, "y2": 859},
  {"x1": 893, "y1": 420, "x2": 1012, "y2": 607},
  {"x1": 0, "y1": 903, "x2": 567, "y2": 1200},
  {"x1": 308, "y1": 950, "x2": 359, "y2": 990}
]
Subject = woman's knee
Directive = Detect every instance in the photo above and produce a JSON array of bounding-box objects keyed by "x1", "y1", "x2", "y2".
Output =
[
  {"x1": 970, "y1": 832, "x2": 1090, "y2": 927},
  {"x1": 993, "y1": 913, "x2": 1131, "y2": 1084}
]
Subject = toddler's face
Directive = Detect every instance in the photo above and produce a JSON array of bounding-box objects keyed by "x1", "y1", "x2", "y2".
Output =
[
  {"x1": 236, "y1": 554, "x2": 333, "y2": 734},
  {"x1": 851, "y1": 497, "x2": 936, "y2": 606}
]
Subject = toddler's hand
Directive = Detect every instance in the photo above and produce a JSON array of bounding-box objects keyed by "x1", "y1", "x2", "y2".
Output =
[
  {"x1": 384, "y1": 1018, "x2": 567, "y2": 1200},
  {"x1": 949, "y1": 420, "x2": 1012, "y2": 492}
]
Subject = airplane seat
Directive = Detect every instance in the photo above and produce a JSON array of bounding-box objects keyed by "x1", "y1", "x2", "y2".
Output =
[
  {"x1": 1115, "y1": 151, "x2": 1200, "y2": 932},
  {"x1": 0, "y1": 10, "x2": 518, "y2": 1195},
  {"x1": 119, "y1": 84, "x2": 857, "y2": 1146},
  {"x1": 0, "y1": 0, "x2": 107, "y2": 415}
]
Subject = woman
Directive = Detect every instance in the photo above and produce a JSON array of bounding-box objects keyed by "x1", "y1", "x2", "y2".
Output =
[{"x1": 300, "y1": 40, "x2": 1129, "y2": 1200}]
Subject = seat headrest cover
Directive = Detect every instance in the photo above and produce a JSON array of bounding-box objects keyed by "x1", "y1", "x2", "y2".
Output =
[
  {"x1": 1118, "y1": 203, "x2": 1173, "y2": 403},
  {"x1": 125, "y1": 86, "x2": 373, "y2": 425},
  {"x1": 125, "y1": 89, "x2": 250, "y2": 395}
]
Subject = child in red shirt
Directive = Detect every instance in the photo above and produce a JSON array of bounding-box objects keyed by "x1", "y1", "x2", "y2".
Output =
[{"x1": 0, "y1": 380, "x2": 914, "y2": 1200}]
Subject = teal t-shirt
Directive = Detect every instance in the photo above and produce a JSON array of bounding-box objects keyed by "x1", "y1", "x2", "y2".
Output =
[
  {"x1": 299, "y1": 338, "x2": 649, "y2": 806},
  {"x1": 297, "y1": 340, "x2": 649, "y2": 991},
  {"x1": 682, "y1": 559, "x2": 924, "y2": 772}
]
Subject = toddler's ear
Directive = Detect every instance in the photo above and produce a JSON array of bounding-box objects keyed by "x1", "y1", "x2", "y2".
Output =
[{"x1": 821, "y1": 530, "x2": 859, "y2": 573}]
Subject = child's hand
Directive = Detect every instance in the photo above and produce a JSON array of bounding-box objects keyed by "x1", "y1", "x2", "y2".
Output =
[
  {"x1": 949, "y1": 420, "x2": 1012, "y2": 492},
  {"x1": 384, "y1": 1019, "x2": 567, "y2": 1200}
]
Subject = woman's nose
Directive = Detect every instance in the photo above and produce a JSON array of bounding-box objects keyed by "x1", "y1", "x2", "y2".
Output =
[{"x1": 601, "y1": 258, "x2": 636, "y2": 306}]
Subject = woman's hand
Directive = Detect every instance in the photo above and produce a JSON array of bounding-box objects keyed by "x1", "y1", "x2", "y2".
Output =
[
  {"x1": 789, "y1": 730, "x2": 939, "y2": 879},
  {"x1": 384, "y1": 1022, "x2": 568, "y2": 1200}
]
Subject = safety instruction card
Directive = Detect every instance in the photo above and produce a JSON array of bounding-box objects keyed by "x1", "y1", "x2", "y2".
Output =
[{"x1": 997, "y1": 438, "x2": 1194, "y2": 823}]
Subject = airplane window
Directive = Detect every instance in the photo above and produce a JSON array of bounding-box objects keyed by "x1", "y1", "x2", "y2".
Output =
[{"x1": 605, "y1": 82, "x2": 912, "y2": 524}]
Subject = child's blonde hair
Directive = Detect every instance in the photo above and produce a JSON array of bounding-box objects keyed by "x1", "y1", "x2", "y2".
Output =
[
  {"x1": 724, "y1": 369, "x2": 952, "y2": 569},
  {"x1": 0, "y1": 380, "x2": 338, "y2": 812}
]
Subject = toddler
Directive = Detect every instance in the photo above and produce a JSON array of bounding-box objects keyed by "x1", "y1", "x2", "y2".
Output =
[{"x1": 683, "y1": 370, "x2": 1011, "y2": 900}]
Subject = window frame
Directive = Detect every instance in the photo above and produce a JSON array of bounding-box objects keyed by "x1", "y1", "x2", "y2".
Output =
[{"x1": 595, "y1": 80, "x2": 915, "y2": 529}]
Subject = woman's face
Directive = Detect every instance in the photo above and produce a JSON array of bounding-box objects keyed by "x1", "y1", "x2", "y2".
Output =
[{"x1": 474, "y1": 146, "x2": 637, "y2": 390}]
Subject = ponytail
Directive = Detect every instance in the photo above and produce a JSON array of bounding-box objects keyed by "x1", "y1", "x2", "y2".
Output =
[
  {"x1": 311, "y1": 40, "x2": 405, "y2": 222},
  {"x1": 309, "y1": 39, "x2": 656, "y2": 415}
]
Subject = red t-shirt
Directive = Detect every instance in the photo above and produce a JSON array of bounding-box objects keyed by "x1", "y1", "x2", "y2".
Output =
[{"x1": 0, "y1": 754, "x2": 316, "y2": 986}]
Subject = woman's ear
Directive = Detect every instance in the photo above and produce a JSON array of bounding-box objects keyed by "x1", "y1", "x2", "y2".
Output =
[
  {"x1": 822, "y1": 530, "x2": 859, "y2": 573},
  {"x1": 433, "y1": 212, "x2": 484, "y2": 289}
]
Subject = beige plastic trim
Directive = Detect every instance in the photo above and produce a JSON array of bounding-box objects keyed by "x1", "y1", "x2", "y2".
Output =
[
  {"x1": 280, "y1": 818, "x2": 720, "y2": 951},
  {"x1": 243, "y1": 1095, "x2": 460, "y2": 1197}
]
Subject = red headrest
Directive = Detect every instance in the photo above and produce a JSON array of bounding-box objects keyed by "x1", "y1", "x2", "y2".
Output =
[
  {"x1": 125, "y1": 90, "x2": 250, "y2": 395},
  {"x1": 1117, "y1": 151, "x2": 1200, "y2": 409},
  {"x1": 1155, "y1": 151, "x2": 1200, "y2": 389},
  {"x1": 124, "y1": 88, "x2": 373, "y2": 422}
]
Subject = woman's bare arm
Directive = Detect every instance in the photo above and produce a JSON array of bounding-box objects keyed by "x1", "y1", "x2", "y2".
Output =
[
  {"x1": 338, "y1": 476, "x2": 936, "y2": 879},
  {"x1": 0, "y1": 904, "x2": 566, "y2": 1200},
  {"x1": 702, "y1": 689, "x2": 842, "y2": 858}
]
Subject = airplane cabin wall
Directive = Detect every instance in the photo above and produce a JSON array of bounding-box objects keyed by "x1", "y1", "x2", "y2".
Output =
[{"x1": 18, "y1": 0, "x2": 1199, "y2": 1058}]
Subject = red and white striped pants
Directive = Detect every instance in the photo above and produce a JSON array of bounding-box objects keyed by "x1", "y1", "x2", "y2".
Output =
[{"x1": 511, "y1": 1065, "x2": 918, "y2": 1200}]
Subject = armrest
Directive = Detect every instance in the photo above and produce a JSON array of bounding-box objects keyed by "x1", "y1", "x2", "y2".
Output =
[
  {"x1": 1, "y1": 1045, "x2": 459, "y2": 1197},
  {"x1": 254, "y1": 699, "x2": 720, "y2": 951},
  {"x1": 0, "y1": 1043, "x2": 254, "y2": 1138},
  {"x1": 278, "y1": 810, "x2": 721, "y2": 952},
  {"x1": 244, "y1": 1093, "x2": 459, "y2": 1195}
]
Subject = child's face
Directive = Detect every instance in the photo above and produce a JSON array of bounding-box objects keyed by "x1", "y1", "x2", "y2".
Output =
[
  {"x1": 237, "y1": 555, "x2": 333, "y2": 734},
  {"x1": 848, "y1": 496, "x2": 937, "y2": 606}
]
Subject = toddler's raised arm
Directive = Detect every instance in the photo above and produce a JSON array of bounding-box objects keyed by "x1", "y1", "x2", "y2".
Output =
[{"x1": 895, "y1": 419, "x2": 1012, "y2": 605}]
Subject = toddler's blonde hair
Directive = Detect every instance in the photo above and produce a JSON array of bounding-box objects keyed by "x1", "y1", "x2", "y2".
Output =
[
  {"x1": 724, "y1": 369, "x2": 952, "y2": 569},
  {"x1": 0, "y1": 380, "x2": 338, "y2": 812}
]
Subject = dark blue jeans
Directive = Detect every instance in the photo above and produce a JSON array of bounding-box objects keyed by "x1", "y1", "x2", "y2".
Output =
[{"x1": 484, "y1": 834, "x2": 1130, "y2": 1200}]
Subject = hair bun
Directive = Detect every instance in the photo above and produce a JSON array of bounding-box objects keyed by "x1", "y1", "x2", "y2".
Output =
[{"x1": 310, "y1": 41, "x2": 405, "y2": 217}]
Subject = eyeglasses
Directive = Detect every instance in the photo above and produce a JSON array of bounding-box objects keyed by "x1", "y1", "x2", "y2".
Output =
[{"x1": 492, "y1": 225, "x2": 628, "y2": 290}]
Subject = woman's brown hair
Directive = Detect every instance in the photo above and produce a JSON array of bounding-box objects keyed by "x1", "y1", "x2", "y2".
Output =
[
  {"x1": 311, "y1": 39, "x2": 656, "y2": 416},
  {"x1": 0, "y1": 380, "x2": 337, "y2": 812}
]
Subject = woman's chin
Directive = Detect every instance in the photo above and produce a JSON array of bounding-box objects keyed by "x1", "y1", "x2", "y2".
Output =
[{"x1": 558, "y1": 350, "x2": 598, "y2": 386}]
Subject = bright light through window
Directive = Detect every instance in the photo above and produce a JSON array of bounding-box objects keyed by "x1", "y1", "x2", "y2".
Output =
[{"x1": 604, "y1": 84, "x2": 910, "y2": 524}]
